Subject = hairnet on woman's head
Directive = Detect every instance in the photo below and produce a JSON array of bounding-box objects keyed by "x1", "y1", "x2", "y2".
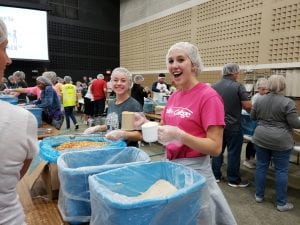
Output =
[
  {"x1": 64, "y1": 76, "x2": 72, "y2": 82},
  {"x1": 36, "y1": 76, "x2": 52, "y2": 86},
  {"x1": 0, "y1": 19, "x2": 7, "y2": 45},
  {"x1": 267, "y1": 75, "x2": 286, "y2": 93},
  {"x1": 97, "y1": 74, "x2": 104, "y2": 79},
  {"x1": 222, "y1": 63, "x2": 240, "y2": 76},
  {"x1": 42, "y1": 71, "x2": 57, "y2": 84},
  {"x1": 255, "y1": 78, "x2": 268, "y2": 89},
  {"x1": 13, "y1": 71, "x2": 26, "y2": 80},
  {"x1": 134, "y1": 74, "x2": 144, "y2": 83},
  {"x1": 111, "y1": 67, "x2": 133, "y2": 88},
  {"x1": 166, "y1": 42, "x2": 204, "y2": 73}
]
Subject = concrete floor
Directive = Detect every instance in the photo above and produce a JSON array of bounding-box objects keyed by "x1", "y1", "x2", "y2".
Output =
[
  {"x1": 140, "y1": 142, "x2": 300, "y2": 225},
  {"x1": 65, "y1": 113, "x2": 300, "y2": 225}
]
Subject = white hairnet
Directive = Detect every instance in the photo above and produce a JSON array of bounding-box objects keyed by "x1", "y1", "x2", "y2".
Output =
[
  {"x1": 97, "y1": 74, "x2": 104, "y2": 79},
  {"x1": 13, "y1": 71, "x2": 26, "y2": 80},
  {"x1": 64, "y1": 76, "x2": 72, "y2": 82},
  {"x1": 42, "y1": 71, "x2": 57, "y2": 84},
  {"x1": 222, "y1": 63, "x2": 240, "y2": 76},
  {"x1": 36, "y1": 76, "x2": 52, "y2": 86},
  {"x1": 166, "y1": 42, "x2": 204, "y2": 73},
  {"x1": 111, "y1": 67, "x2": 133, "y2": 88},
  {"x1": 134, "y1": 74, "x2": 144, "y2": 83},
  {"x1": 255, "y1": 78, "x2": 268, "y2": 89},
  {"x1": 0, "y1": 19, "x2": 7, "y2": 44}
]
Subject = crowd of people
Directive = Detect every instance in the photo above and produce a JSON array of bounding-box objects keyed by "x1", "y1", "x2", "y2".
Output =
[{"x1": 1, "y1": 17, "x2": 300, "y2": 225}]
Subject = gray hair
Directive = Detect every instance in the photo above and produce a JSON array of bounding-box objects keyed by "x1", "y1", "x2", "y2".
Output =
[
  {"x1": 8, "y1": 75, "x2": 14, "y2": 81},
  {"x1": 13, "y1": 71, "x2": 26, "y2": 80},
  {"x1": 111, "y1": 67, "x2": 133, "y2": 88},
  {"x1": 134, "y1": 74, "x2": 144, "y2": 83},
  {"x1": 255, "y1": 78, "x2": 268, "y2": 89},
  {"x1": 267, "y1": 75, "x2": 286, "y2": 94},
  {"x1": 97, "y1": 74, "x2": 104, "y2": 79},
  {"x1": 57, "y1": 77, "x2": 64, "y2": 83},
  {"x1": 0, "y1": 19, "x2": 7, "y2": 44},
  {"x1": 36, "y1": 76, "x2": 52, "y2": 86},
  {"x1": 166, "y1": 42, "x2": 204, "y2": 73},
  {"x1": 64, "y1": 76, "x2": 72, "y2": 83},
  {"x1": 42, "y1": 71, "x2": 57, "y2": 85},
  {"x1": 222, "y1": 63, "x2": 240, "y2": 76}
]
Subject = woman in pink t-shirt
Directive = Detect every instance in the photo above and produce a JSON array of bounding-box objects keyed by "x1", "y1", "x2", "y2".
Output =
[
  {"x1": 137, "y1": 42, "x2": 237, "y2": 225},
  {"x1": 4, "y1": 85, "x2": 41, "y2": 100}
]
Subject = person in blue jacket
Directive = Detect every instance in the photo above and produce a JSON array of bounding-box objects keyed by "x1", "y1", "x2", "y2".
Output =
[{"x1": 35, "y1": 76, "x2": 64, "y2": 129}]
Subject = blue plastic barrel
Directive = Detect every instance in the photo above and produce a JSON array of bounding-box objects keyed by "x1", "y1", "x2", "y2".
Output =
[
  {"x1": 0, "y1": 94, "x2": 18, "y2": 105},
  {"x1": 24, "y1": 107, "x2": 42, "y2": 127}
]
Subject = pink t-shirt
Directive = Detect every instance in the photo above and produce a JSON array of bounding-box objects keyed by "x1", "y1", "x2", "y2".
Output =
[
  {"x1": 162, "y1": 82, "x2": 225, "y2": 160},
  {"x1": 25, "y1": 86, "x2": 41, "y2": 99}
]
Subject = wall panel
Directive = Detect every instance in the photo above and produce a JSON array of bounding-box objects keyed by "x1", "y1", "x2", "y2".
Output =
[{"x1": 121, "y1": 0, "x2": 300, "y2": 87}]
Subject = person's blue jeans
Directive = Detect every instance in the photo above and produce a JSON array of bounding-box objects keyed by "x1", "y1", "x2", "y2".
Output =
[
  {"x1": 64, "y1": 106, "x2": 77, "y2": 129},
  {"x1": 212, "y1": 127, "x2": 244, "y2": 183},
  {"x1": 254, "y1": 145, "x2": 291, "y2": 206}
]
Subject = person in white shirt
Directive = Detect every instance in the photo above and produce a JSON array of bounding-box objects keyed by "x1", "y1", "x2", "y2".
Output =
[
  {"x1": 0, "y1": 18, "x2": 39, "y2": 225},
  {"x1": 243, "y1": 78, "x2": 268, "y2": 169},
  {"x1": 151, "y1": 73, "x2": 170, "y2": 102}
]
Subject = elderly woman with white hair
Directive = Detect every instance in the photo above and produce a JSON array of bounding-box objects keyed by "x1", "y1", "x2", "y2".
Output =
[
  {"x1": 243, "y1": 77, "x2": 269, "y2": 169},
  {"x1": 250, "y1": 74, "x2": 300, "y2": 212},
  {"x1": 0, "y1": 18, "x2": 39, "y2": 225},
  {"x1": 34, "y1": 76, "x2": 64, "y2": 129},
  {"x1": 84, "y1": 67, "x2": 143, "y2": 147},
  {"x1": 134, "y1": 42, "x2": 237, "y2": 224}
]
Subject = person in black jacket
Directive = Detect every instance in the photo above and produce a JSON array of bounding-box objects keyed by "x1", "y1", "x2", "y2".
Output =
[{"x1": 131, "y1": 74, "x2": 148, "y2": 107}]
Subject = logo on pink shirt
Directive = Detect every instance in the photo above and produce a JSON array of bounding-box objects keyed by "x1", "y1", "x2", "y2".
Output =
[{"x1": 166, "y1": 107, "x2": 192, "y2": 118}]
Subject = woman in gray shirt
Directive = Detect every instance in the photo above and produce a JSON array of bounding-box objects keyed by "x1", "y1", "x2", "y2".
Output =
[{"x1": 250, "y1": 74, "x2": 300, "y2": 212}]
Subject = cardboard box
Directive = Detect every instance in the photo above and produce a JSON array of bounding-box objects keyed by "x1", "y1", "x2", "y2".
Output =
[
  {"x1": 155, "y1": 105, "x2": 164, "y2": 115},
  {"x1": 23, "y1": 155, "x2": 59, "y2": 200},
  {"x1": 121, "y1": 111, "x2": 135, "y2": 130}
]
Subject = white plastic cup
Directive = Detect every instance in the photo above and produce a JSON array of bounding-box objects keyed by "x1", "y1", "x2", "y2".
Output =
[{"x1": 141, "y1": 121, "x2": 159, "y2": 142}]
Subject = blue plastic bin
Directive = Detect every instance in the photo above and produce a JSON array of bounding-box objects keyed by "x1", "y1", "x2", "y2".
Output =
[
  {"x1": 39, "y1": 134, "x2": 126, "y2": 163},
  {"x1": 24, "y1": 106, "x2": 42, "y2": 127},
  {"x1": 57, "y1": 147, "x2": 150, "y2": 223},
  {"x1": 143, "y1": 99, "x2": 154, "y2": 113},
  {"x1": 0, "y1": 94, "x2": 18, "y2": 105},
  {"x1": 241, "y1": 110, "x2": 257, "y2": 136},
  {"x1": 88, "y1": 161, "x2": 206, "y2": 225}
]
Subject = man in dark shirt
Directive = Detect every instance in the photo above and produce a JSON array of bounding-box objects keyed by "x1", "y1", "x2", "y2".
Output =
[
  {"x1": 131, "y1": 74, "x2": 148, "y2": 107},
  {"x1": 212, "y1": 63, "x2": 252, "y2": 187}
]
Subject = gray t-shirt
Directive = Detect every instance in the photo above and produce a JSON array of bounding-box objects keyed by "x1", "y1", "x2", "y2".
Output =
[
  {"x1": 106, "y1": 97, "x2": 142, "y2": 147},
  {"x1": 212, "y1": 76, "x2": 249, "y2": 130},
  {"x1": 250, "y1": 93, "x2": 300, "y2": 150}
]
